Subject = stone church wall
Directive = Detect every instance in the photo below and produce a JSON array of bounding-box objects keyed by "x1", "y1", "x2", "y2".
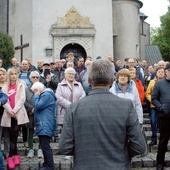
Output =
[
  {"x1": 0, "y1": 0, "x2": 7, "y2": 33},
  {"x1": 6, "y1": 0, "x2": 149, "y2": 65},
  {"x1": 8, "y1": 0, "x2": 33, "y2": 62},
  {"x1": 8, "y1": 0, "x2": 113, "y2": 64}
]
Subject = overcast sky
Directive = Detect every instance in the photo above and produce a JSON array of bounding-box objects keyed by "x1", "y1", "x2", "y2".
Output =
[{"x1": 140, "y1": 0, "x2": 169, "y2": 28}]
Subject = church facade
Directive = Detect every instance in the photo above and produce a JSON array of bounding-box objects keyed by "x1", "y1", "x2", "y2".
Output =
[{"x1": 1, "y1": 0, "x2": 150, "y2": 64}]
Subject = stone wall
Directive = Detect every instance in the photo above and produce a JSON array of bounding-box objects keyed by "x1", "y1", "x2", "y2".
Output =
[{"x1": 0, "y1": 0, "x2": 7, "y2": 33}]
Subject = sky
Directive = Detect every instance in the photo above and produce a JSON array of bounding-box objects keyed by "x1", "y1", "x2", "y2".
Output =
[{"x1": 140, "y1": 0, "x2": 169, "y2": 28}]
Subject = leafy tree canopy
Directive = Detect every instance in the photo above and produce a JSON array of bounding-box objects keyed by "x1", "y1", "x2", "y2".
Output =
[
  {"x1": 151, "y1": 6, "x2": 170, "y2": 62},
  {"x1": 0, "y1": 32, "x2": 15, "y2": 69}
]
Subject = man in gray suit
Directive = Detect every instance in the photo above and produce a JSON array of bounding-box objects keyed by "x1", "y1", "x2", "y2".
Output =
[{"x1": 59, "y1": 59, "x2": 146, "y2": 170}]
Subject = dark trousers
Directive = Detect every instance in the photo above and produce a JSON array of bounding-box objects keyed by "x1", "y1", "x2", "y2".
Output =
[
  {"x1": 157, "y1": 117, "x2": 170, "y2": 165},
  {"x1": 28, "y1": 128, "x2": 41, "y2": 150},
  {"x1": 39, "y1": 135, "x2": 54, "y2": 170},
  {"x1": 20, "y1": 124, "x2": 27, "y2": 142},
  {"x1": 9, "y1": 118, "x2": 20, "y2": 157}
]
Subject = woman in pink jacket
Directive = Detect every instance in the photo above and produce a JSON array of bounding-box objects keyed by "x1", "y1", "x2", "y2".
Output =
[
  {"x1": 56, "y1": 67, "x2": 86, "y2": 126},
  {"x1": 1, "y1": 67, "x2": 29, "y2": 169}
]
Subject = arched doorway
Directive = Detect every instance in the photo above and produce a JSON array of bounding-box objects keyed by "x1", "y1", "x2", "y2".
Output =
[{"x1": 60, "y1": 43, "x2": 87, "y2": 60}]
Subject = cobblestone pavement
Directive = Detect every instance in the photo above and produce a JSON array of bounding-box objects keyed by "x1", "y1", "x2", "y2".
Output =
[{"x1": 132, "y1": 168, "x2": 170, "y2": 170}]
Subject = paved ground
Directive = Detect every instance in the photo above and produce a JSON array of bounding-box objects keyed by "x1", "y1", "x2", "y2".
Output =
[{"x1": 3, "y1": 114, "x2": 170, "y2": 169}]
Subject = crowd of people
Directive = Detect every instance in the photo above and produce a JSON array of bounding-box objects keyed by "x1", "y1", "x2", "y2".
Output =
[{"x1": 0, "y1": 54, "x2": 169, "y2": 170}]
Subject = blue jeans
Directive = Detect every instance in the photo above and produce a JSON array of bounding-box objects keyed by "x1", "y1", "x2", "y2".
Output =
[
  {"x1": 0, "y1": 150, "x2": 5, "y2": 170},
  {"x1": 150, "y1": 108, "x2": 159, "y2": 141},
  {"x1": 39, "y1": 135, "x2": 54, "y2": 170}
]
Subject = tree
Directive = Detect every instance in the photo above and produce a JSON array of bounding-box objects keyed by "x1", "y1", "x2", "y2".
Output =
[
  {"x1": 151, "y1": 6, "x2": 170, "y2": 62},
  {"x1": 0, "y1": 32, "x2": 15, "y2": 69}
]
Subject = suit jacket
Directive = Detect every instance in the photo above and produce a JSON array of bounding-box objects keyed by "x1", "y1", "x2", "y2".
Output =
[{"x1": 59, "y1": 88, "x2": 146, "y2": 170}]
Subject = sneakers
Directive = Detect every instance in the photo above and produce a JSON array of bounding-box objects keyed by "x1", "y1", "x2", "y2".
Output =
[
  {"x1": 27, "y1": 149, "x2": 34, "y2": 158},
  {"x1": 37, "y1": 149, "x2": 43, "y2": 158},
  {"x1": 6, "y1": 157, "x2": 15, "y2": 169},
  {"x1": 13, "y1": 155, "x2": 20, "y2": 166}
]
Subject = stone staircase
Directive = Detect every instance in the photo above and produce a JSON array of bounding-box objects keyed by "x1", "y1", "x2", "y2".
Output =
[
  {"x1": 131, "y1": 113, "x2": 170, "y2": 170},
  {"x1": 2, "y1": 112, "x2": 170, "y2": 170}
]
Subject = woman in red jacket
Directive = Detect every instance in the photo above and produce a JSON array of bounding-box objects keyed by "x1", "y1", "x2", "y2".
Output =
[{"x1": 129, "y1": 67, "x2": 145, "y2": 105}]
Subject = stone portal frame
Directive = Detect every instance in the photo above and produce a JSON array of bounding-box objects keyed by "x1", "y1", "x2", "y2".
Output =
[
  {"x1": 50, "y1": 6, "x2": 96, "y2": 60},
  {"x1": 51, "y1": 26, "x2": 96, "y2": 60}
]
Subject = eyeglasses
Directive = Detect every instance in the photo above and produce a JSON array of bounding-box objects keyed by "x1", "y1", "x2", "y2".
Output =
[{"x1": 32, "y1": 76, "x2": 39, "y2": 79}]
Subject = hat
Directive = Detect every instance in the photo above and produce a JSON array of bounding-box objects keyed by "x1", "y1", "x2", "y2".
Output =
[
  {"x1": 96, "y1": 56, "x2": 102, "y2": 60},
  {"x1": 124, "y1": 58, "x2": 129, "y2": 62},
  {"x1": 50, "y1": 62, "x2": 55, "y2": 65},
  {"x1": 165, "y1": 63, "x2": 170, "y2": 70},
  {"x1": 43, "y1": 63, "x2": 50, "y2": 66}
]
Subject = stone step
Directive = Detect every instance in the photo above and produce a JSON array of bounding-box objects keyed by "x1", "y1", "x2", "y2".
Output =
[
  {"x1": 3, "y1": 153, "x2": 170, "y2": 170},
  {"x1": 131, "y1": 152, "x2": 170, "y2": 168},
  {"x1": 1, "y1": 142, "x2": 60, "y2": 156},
  {"x1": 143, "y1": 124, "x2": 151, "y2": 131},
  {"x1": 144, "y1": 131, "x2": 152, "y2": 140},
  {"x1": 132, "y1": 168, "x2": 170, "y2": 170},
  {"x1": 3, "y1": 112, "x2": 170, "y2": 169},
  {"x1": 143, "y1": 113, "x2": 150, "y2": 118},
  {"x1": 143, "y1": 118, "x2": 150, "y2": 124},
  {"x1": 4, "y1": 155, "x2": 73, "y2": 170}
]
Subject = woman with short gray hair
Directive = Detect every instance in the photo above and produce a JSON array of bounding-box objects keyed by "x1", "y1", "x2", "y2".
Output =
[
  {"x1": 25, "y1": 71, "x2": 43, "y2": 159},
  {"x1": 56, "y1": 67, "x2": 85, "y2": 126},
  {"x1": 31, "y1": 81, "x2": 56, "y2": 170}
]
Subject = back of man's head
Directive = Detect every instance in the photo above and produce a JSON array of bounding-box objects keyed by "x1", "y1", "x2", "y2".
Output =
[{"x1": 88, "y1": 59, "x2": 114, "y2": 87}]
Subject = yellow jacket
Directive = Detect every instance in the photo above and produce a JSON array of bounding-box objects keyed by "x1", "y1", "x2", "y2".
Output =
[{"x1": 145, "y1": 78, "x2": 157, "y2": 108}]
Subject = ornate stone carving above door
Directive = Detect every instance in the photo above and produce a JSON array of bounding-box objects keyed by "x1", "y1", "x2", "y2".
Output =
[
  {"x1": 57, "y1": 6, "x2": 90, "y2": 26},
  {"x1": 50, "y1": 6, "x2": 96, "y2": 59}
]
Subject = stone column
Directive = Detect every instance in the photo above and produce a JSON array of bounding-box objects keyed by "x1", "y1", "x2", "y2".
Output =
[{"x1": 112, "y1": 0, "x2": 143, "y2": 62}]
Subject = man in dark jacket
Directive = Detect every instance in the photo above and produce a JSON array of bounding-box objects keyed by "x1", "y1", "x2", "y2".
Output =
[
  {"x1": 152, "y1": 63, "x2": 170, "y2": 170},
  {"x1": 59, "y1": 59, "x2": 146, "y2": 170},
  {"x1": 40, "y1": 63, "x2": 59, "y2": 92}
]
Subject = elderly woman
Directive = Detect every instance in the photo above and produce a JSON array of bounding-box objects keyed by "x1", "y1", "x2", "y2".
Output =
[
  {"x1": 145, "y1": 67, "x2": 165, "y2": 146},
  {"x1": 56, "y1": 67, "x2": 86, "y2": 126},
  {"x1": 1, "y1": 67, "x2": 29, "y2": 169},
  {"x1": 24, "y1": 71, "x2": 43, "y2": 158},
  {"x1": 31, "y1": 82, "x2": 56, "y2": 170},
  {"x1": 110, "y1": 69, "x2": 143, "y2": 125}
]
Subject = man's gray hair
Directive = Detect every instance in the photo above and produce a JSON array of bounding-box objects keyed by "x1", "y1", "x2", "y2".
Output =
[
  {"x1": 88, "y1": 59, "x2": 114, "y2": 86},
  {"x1": 29, "y1": 71, "x2": 40, "y2": 79}
]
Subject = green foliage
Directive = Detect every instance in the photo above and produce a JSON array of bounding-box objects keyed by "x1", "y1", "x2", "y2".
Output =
[
  {"x1": 151, "y1": 6, "x2": 170, "y2": 62},
  {"x1": 0, "y1": 32, "x2": 15, "y2": 69}
]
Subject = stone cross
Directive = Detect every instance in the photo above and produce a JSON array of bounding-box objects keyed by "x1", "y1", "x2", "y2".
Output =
[{"x1": 15, "y1": 34, "x2": 29, "y2": 62}]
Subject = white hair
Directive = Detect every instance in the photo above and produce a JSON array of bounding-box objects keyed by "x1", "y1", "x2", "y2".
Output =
[
  {"x1": 64, "y1": 67, "x2": 76, "y2": 74},
  {"x1": 31, "y1": 82, "x2": 45, "y2": 91}
]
